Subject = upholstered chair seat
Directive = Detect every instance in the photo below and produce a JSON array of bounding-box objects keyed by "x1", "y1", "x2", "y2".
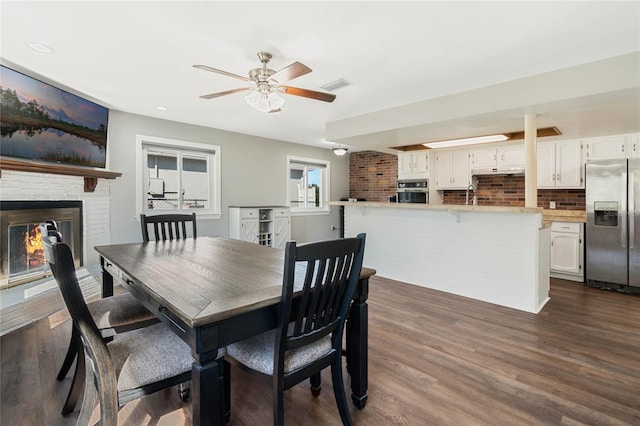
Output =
[
  {"x1": 226, "y1": 325, "x2": 331, "y2": 375},
  {"x1": 109, "y1": 323, "x2": 194, "y2": 392},
  {"x1": 88, "y1": 292, "x2": 156, "y2": 332}
]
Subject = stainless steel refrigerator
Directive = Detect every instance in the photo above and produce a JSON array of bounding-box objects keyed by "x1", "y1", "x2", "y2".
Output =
[{"x1": 586, "y1": 159, "x2": 640, "y2": 292}]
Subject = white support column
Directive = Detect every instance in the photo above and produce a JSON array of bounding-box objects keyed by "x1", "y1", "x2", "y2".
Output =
[{"x1": 524, "y1": 114, "x2": 538, "y2": 208}]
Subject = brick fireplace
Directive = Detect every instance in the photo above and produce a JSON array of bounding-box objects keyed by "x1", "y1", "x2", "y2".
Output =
[
  {"x1": 0, "y1": 169, "x2": 112, "y2": 335},
  {"x1": 0, "y1": 201, "x2": 83, "y2": 290}
]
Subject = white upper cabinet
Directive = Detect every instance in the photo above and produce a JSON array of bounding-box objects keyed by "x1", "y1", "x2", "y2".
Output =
[
  {"x1": 470, "y1": 147, "x2": 497, "y2": 169},
  {"x1": 470, "y1": 144, "x2": 524, "y2": 171},
  {"x1": 537, "y1": 142, "x2": 556, "y2": 188},
  {"x1": 537, "y1": 139, "x2": 583, "y2": 189},
  {"x1": 498, "y1": 144, "x2": 525, "y2": 167},
  {"x1": 436, "y1": 150, "x2": 469, "y2": 189},
  {"x1": 398, "y1": 150, "x2": 429, "y2": 180},
  {"x1": 555, "y1": 140, "x2": 583, "y2": 188},
  {"x1": 630, "y1": 134, "x2": 640, "y2": 159},
  {"x1": 584, "y1": 135, "x2": 628, "y2": 161}
]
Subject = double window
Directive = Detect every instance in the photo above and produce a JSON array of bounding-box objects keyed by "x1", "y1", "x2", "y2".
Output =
[
  {"x1": 136, "y1": 135, "x2": 221, "y2": 218},
  {"x1": 287, "y1": 156, "x2": 330, "y2": 214}
]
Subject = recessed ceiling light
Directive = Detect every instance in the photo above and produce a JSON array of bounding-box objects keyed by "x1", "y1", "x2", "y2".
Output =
[
  {"x1": 155, "y1": 106, "x2": 168, "y2": 111},
  {"x1": 27, "y1": 42, "x2": 54, "y2": 54}
]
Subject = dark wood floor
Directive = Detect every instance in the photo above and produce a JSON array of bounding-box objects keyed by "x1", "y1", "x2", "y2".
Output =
[{"x1": 2, "y1": 277, "x2": 639, "y2": 425}]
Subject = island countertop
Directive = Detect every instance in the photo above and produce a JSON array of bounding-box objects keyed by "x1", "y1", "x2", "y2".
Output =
[
  {"x1": 335, "y1": 200, "x2": 550, "y2": 314},
  {"x1": 330, "y1": 201, "x2": 543, "y2": 214}
]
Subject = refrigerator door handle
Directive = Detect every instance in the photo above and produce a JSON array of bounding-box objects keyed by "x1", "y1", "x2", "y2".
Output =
[
  {"x1": 622, "y1": 172, "x2": 627, "y2": 249},
  {"x1": 630, "y1": 172, "x2": 635, "y2": 249}
]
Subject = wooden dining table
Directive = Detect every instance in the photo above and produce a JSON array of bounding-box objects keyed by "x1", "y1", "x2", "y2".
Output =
[{"x1": 94, "y1": 237, "x2": 375, "y2": 425}]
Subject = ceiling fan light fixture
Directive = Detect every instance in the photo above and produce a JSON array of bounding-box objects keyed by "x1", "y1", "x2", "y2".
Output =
[
  {"x1": 245, "y1": 89, "x2": 285, "y2": 113},
  {"x1": 245, "y1": 90, "x2": 261, "y2": 109}
]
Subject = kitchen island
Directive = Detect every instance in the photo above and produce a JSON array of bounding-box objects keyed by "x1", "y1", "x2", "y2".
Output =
[{"x1": 331, "y1": 201, "x2": 550, "y2": 313}]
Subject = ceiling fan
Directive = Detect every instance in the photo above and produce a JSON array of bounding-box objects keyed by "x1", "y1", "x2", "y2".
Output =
[{"x1": 193, "y1": 52, "x2": 336, "y2": 113}]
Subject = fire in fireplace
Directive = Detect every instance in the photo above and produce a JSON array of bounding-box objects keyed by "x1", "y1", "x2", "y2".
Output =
[{"x1": 1, "y1": 201, "x2": 82, "y2": 290}]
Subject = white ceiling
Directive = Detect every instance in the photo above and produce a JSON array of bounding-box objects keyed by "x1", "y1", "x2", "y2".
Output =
[{"x1": 1, "y1": 1, "x2": 639, "y2": 154}]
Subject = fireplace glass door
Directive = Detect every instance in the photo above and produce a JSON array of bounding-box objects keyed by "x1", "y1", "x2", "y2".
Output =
[{"x1": 1, "y1": 202, "x2": 82, "y2": 290}]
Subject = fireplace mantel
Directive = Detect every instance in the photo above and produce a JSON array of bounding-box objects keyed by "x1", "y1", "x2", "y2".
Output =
[{"x1": 0, "y1": 157, "x2": 122, "y2": 192}]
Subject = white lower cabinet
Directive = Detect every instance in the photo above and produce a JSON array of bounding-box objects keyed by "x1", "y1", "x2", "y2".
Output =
[
  {"x1": 273, "y1": 207, "x2": 291, "y2": 249},
  {"x1": 229, "y1": 206, "x2": 291, "y2": 248},
  {"x1": 549, "y1": 222, "x2": 583, "y2": 282}
]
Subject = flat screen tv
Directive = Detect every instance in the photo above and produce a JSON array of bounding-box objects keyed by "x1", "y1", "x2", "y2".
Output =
[{"x1": 0, "y1": 65, "x2": 109, "y2": 169}]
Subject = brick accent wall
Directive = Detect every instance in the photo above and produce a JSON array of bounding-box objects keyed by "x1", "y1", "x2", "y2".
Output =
[
  {"x1": 349, "y1": 151, "x2": 398, "y2": 202},
  {"x1": 441, "y1": 175, "x2": 585, "y2": 210},
  {"x1": 0, "y1": 170, "x2": 110, "y2": 335}
]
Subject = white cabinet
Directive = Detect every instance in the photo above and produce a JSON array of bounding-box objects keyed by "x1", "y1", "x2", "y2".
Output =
[
  {"x1": 537, "y1": 139, "x2": 583, "y2": 188},
  {"x1": 550, "y1": 222, "x2": 583, "y2": 282},
  {"x1": 470, "y1": 147, "x2": 497, "y2": 168},
  {"x1": 470, "y1": 144, "x2": 524, "y2": 171},
  {"x1": 398, "y1": 150, "x2": 429, "y2": 180},
  {"x1": 229, "y1": 206, "x2": 290, "y2": 247},
  {"x1": 630, "y1": 134, "x2": 640, "y2": 159},
  {"x1": 498, "y1": 144, "x2": 525, "y2": 167},
  {"x1": 584, "y1": 135, "x2": 628, "y2": 161},
  {"x1": 435, "y1": 150, "x2": 469, "y2": 189},
  {"x1": 273, "y1": 207, "x2": 291, "y2": 249}
]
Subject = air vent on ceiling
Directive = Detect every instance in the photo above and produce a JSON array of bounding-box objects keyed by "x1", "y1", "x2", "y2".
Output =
[{"x1": 320, "y1": 79, "x2": 352, "y2": 92}]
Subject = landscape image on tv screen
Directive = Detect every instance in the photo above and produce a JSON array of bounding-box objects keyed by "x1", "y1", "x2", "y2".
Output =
[{"x1": 0, "y1": 65, "x2": 109, "y2": 168}]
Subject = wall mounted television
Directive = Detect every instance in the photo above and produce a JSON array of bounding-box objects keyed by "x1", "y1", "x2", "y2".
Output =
[{"x1": 0, "y1": 65, "x2": 109, "y2": 169}]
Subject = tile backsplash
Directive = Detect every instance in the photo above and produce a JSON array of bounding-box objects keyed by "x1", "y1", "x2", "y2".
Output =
[
  {"x1": 442, "y1": 175, "x2": 585, "y2": 210},
  {"x1": 349, "y1": 152, "x2": 585, "y2": 210}
]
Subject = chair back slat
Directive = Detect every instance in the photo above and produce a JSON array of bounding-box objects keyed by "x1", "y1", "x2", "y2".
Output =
[
  {"x1": 279, "y1": 235, "x2": 365, "y2": 355},
  {"x1": 140, "y1": 213, "x2": 197, "y2": 242}
]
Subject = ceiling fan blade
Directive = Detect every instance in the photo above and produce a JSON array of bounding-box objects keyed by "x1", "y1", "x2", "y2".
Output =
[
  {"x1": 269, "y1": 62, "x2": 312, "y2": 84},
  {"x1": 199, "y1": 87, "x2": 251, "y2": 99},
  {"x1": 193, "y1": 65, "x2": 250, "y2": 82},
  {"x1": 279, "y1": 86, "x2": 336, "y2": 103}
]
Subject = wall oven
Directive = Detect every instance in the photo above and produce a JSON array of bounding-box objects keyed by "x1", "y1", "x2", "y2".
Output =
[{"x1": 397, "y1": 180, "x2": 429, "y2": 204}]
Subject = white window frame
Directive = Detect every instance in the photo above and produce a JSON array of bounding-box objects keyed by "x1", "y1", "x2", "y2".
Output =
[
  {"x1": 286, "y1": 155, "x2": 330, "y2": 216},
  {"x1": 136, "y1": 135, "x2": 221, "y2": 219}
]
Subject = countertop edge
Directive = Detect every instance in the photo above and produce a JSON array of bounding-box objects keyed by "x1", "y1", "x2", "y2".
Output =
[{"x1": 330, "y1": 201, "x2": 543, "y2": 214}]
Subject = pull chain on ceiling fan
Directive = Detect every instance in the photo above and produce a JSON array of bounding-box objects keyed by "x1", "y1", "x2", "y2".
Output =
[{"x1": 194, "y1": 52, "x2": 336, "y2": 113}]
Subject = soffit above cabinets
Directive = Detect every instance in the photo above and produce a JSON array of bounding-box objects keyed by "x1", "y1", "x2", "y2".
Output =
[{"x1": 390, "y1": 127, "x2": 562, "y2": 151}]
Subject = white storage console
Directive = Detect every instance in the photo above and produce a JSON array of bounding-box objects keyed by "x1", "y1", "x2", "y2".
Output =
[{"x1": 229, "y1": 206, "x2": 291, "y2": 249}]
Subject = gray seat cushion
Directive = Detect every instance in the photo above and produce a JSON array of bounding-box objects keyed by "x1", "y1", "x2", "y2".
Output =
[
  {"x1": 88, "y1": 292, "x2": 155, "y2": 330},
  {"x1": 108, "y1": 323, "x2": 194, "y2": 392},
  {"x1": 226, "y1": 325, "x2": 332, "y2": 376}
]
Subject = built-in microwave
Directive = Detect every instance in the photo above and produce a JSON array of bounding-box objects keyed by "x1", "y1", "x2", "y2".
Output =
[{"x1": 396, "y1": 180, "x2": 428, "y2": 204}]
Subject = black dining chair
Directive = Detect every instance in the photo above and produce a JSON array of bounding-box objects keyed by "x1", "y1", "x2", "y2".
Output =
[
  {"x1": 42, "y1": 233, "x2": 198, "y2": 425},
  {"x1": 140, "y1": 213, "x2": 197, "y2": 241},
  {"x1": 225, "y1": 233, "x2": 366, "y2": 426},
  {"x1": 40, "y1": 222, "x2": 158, "y2": 416},
  {"x1": 139, "y1": 212, "x2": 198, "y2": 400}
]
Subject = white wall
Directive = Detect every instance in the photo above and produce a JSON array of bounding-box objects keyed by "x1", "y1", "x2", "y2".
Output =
[{"x1": 107, "y1": 110, "x2": 349, "y2": 244}]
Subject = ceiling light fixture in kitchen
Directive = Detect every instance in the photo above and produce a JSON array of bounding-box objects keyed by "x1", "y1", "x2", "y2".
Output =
[
  {"x1": 332, "y1": 144, "x2": 348, "y2": 156},
  {"x1": 422, "y1": 134, "x2": 509, "y2": 149}
]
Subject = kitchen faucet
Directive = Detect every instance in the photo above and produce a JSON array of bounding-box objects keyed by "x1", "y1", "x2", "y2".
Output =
[{"x1": 466, "y1": 183, "x2": 477, "y2": 206}]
